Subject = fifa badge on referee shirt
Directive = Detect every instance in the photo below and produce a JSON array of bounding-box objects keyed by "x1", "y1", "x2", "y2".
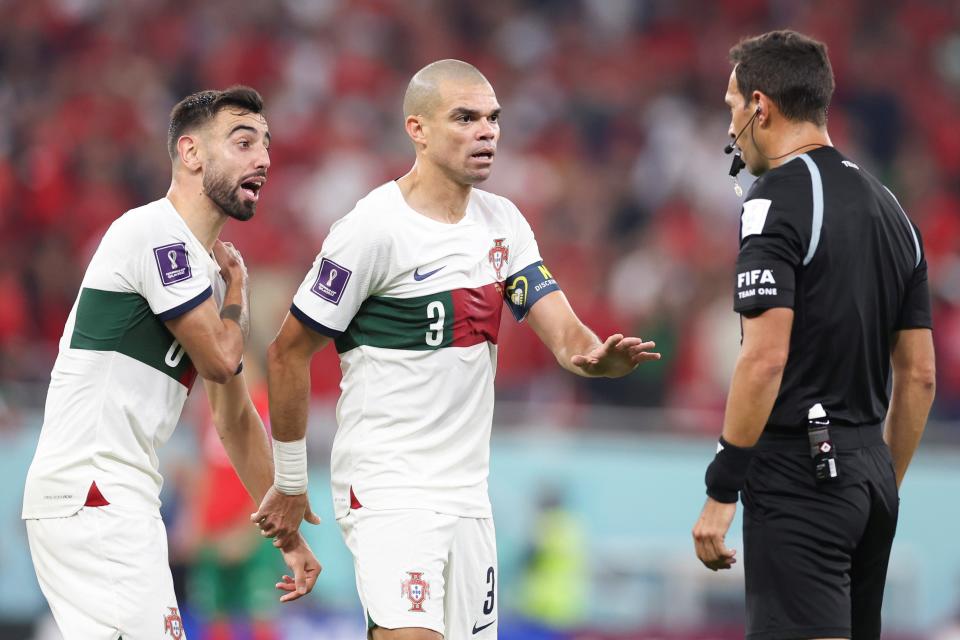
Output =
[
  {"x1": 163, "y1": 607, "x2": 184, "y2": 639},
  {"x1": 488, "y1": 238, "x2": 510, "y2": 281},
  {"x1": 401, "y1": 571, "x2": 431, "y2": 612}
]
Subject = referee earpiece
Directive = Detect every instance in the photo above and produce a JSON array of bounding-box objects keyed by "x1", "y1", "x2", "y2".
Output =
[{"x1": 724, "y1": 104, "x2": 762, "y2": 156}]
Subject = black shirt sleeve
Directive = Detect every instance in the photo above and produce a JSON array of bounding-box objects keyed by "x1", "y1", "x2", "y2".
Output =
[
  {"x1": 733, "y1": 172, "x2": 812, "y2": 315},
  {"x1": 896, "y1": 223, "x2": 933, "y2": 330}
]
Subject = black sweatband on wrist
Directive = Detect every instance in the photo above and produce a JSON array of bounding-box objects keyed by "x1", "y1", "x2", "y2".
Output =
[{"x1": 704, "y1": 436, "x2": 756, "y2": 503}]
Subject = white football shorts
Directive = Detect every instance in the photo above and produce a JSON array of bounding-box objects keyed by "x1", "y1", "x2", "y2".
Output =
[
  {"x1": 26, "y1": 506, "x2": 185, "y2": 640},
  {"x1": 338, "y1": 507, "x2": 498, "y2": 639}
]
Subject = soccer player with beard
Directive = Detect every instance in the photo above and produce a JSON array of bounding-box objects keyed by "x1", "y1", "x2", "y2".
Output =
[{"x1": 22, "y1": 87, "x2": 319, "y2": 640}]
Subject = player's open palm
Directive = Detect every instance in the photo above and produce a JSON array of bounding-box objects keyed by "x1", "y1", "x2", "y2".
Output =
[
  {"x1": 251, "y1": 486, "x2": 322, "y2": 550},
  {"x1": 571, "y1": 334, "x2": 660, "y2": 377},
  {"x1": 276, "y1": 533, "x2": 321, "y2": 603}
]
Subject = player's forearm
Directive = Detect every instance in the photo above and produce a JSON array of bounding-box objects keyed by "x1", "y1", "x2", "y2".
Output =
[
  {"x1": 207, "y1": 375, "x2": 274, "y2": 503},
  {"x1": 266, "y1": 341, "x2": 311, "y2": 442},
  {"x1": 884, "y1": 376, "x2": 935, "y2": 487},
  {"x1": 266, "y1": 342, "x2": 312, "y2": 496},
  {"x1": 721, "y1": 350, "x2": 786, "y2": 447},
  {"x1": 554, "y1": 322, "x2": 601, "y2": 376},
  {"x1": 526, "y1": 292, "x2": 604, "y2": 377},
  {"x1": 219, "y1": 404, "x2": 275, "y2": 504},
  {"x1": 216, "y1": 276, "x2": 249, "y2": 367}
]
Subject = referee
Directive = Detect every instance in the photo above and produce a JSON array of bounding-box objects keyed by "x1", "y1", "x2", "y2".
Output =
[{"x1": 692, "y1": 30, "x2": 936, "y2": 639}]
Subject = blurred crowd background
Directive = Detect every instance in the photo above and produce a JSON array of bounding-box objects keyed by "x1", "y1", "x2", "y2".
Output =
[{"x1": 1, "y1": 0, "x2": 959, "y2": 638}]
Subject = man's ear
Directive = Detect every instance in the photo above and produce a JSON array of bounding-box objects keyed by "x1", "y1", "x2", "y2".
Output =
[
  {"x1": 752, "y1": 91, "x2": 772, "y2": 125},
  {"x1": 405, "y1": 115, "x2": 427, "y2": 147},
  {"x1": 176, "y1": 134, "x2": 202, "y2": 172}
]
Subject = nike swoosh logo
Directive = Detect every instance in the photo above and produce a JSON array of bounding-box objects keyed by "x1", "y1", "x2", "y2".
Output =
[
  {"x1": 413, "y1": 265, "x2": 445, "y2": 281},
  {"x1": 472, "y1": 620, "x2": 496, "y2": 634}
]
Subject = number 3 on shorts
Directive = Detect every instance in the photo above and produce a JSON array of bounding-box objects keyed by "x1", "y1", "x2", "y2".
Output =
[{"x1": 483, "y1": 566, "x2": 495, "y2": 615}]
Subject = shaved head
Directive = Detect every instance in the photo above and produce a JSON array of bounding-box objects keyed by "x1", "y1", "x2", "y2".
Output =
[{"x1": 403, "y1": 59, "x2": 491, "y2": 117}]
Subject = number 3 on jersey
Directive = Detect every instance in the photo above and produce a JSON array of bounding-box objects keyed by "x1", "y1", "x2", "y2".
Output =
[{"x1": 425, "y1": 300, "x2": 445, "y2": 346}]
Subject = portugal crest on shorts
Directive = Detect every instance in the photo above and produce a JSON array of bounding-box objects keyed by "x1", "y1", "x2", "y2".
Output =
[
  {"x1": 401, "y1": 571, "x2": 430, "y2": 612},
  {"x1": 163, "y1": 607, "x2": 184, "y2": 639},
  {"x1": 488, "y1": 238, "x2": 509, "y2": 281}
]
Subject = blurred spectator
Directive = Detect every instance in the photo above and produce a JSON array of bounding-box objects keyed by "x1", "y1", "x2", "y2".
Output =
[
  {"x1": 3, "y1": 0, "x2": 955, "y2": 425},
  {"x1": 519, "y1": 487, "x2": 587, "y2": 630},
  {"x1": 1, "y1": 3, "x2": 958, "y2": 636}
]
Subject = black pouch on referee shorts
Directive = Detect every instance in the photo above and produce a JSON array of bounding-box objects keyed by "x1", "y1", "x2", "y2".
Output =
[{"x1": 807, "y1": 423, "x2": 839, "y2": 485}]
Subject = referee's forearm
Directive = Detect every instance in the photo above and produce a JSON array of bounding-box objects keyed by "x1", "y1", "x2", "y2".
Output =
[
  {"x1": 721, "y1": 353, "x2": 785, "y2": 447},
  {"x1": 884, "y1": 380, "x2": 935, "y2": 487}
]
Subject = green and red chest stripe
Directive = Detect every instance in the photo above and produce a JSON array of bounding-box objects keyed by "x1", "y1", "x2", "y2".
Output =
[
  {"x1": 334, "y1": 282, "x2": 504, "y2": 353},
  {"x1": 71, "y1": 287, "x2": 198, "y2": 390}
]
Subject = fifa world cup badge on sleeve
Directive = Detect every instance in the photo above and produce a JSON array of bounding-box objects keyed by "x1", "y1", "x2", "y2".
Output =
[
  {"x1": 311, "y1": 258, "x2": 352, "y2": 305},
  {"x1": 153, "y1": 243, "x2": 192, "y2": 286},
  {"x1": 488, "y1": 238, "x2": 509, "y2": 281},
  {"x1": 401, "y1": 571, "x2": 431, "y2": 612}
]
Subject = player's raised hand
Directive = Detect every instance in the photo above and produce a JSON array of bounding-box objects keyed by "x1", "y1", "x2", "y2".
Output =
[
  {"x1": 570, "y1": 334, "x2": 660, "y2": 377},
  {"x1": 251, "y1": 486, "x2": 322, "y2": 551},
  {"x1": 276, "y1": 533, "x2": 321, "y2": 603},
  {"x1": 692, "y1": 497, "x2": 738, "y2": 571},
  {"x1": 213, "y1": 239, "x2": 248, "y2": 286}
]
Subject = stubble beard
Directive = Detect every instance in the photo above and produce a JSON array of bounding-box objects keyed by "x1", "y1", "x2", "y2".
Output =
[{"x1": 203, "y1": 167, "x2": 255, "y2": 222}]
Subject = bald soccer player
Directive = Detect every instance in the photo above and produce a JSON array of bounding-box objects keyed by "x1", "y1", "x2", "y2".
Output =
[{"x1": 251, "y1": 60, "x2": 661, "y2": 640}]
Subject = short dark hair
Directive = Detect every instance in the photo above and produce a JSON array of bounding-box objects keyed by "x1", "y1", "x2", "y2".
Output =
[
  {"x1": 167, "y1": 85, "x2": 264, "y2": 160},
  {"x1": 730, "y1": 30, "x2": 834, "y2": 127}
]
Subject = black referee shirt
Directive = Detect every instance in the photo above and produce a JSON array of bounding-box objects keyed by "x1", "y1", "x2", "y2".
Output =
[{"x1": 733, "y1": 146, "x2": 932, "y2": 427}]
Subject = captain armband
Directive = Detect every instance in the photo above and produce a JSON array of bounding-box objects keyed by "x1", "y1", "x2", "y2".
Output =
[
  {"x1": 503, "y1": 261, "x2": 561, "y2": 321},
  {"x1": 704, "y1": 436, "x2": 756, "y2": 503},
  {"x1": 273, "y1": 437, "x2": 308, "y2": 495}
]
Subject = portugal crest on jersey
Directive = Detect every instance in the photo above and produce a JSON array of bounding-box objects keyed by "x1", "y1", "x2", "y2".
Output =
[
  {"x1": 163, "y1": 607, "x2": 184, "y2": 639},
  {"x1": 401, "y1": 571, "x2": 431, "y2": 612},
  {"x1": 488, "y1": 238, "x2": 509, "y2": 281}
]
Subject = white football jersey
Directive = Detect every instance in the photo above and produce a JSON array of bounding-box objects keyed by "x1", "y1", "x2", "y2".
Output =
[
  {"x1": 291, "y1": 181, "x2": 559, "y2": 519},
  {"x1": 23, "y1": 198, "x2": 223, "y2": 518}
]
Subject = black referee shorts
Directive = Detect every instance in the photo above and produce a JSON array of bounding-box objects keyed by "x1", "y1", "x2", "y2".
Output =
[{"x1": 741, "y1": 424, "x2": 899, "y2": 640}]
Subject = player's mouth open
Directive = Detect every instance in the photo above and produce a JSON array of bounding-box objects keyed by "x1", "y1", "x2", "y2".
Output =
[
  {"x1": 471, "y1": 150, "x2": 494, "y2": 162},
  {"x1": 240, "y1": 178, "x2": 265, "y2": 201}
]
